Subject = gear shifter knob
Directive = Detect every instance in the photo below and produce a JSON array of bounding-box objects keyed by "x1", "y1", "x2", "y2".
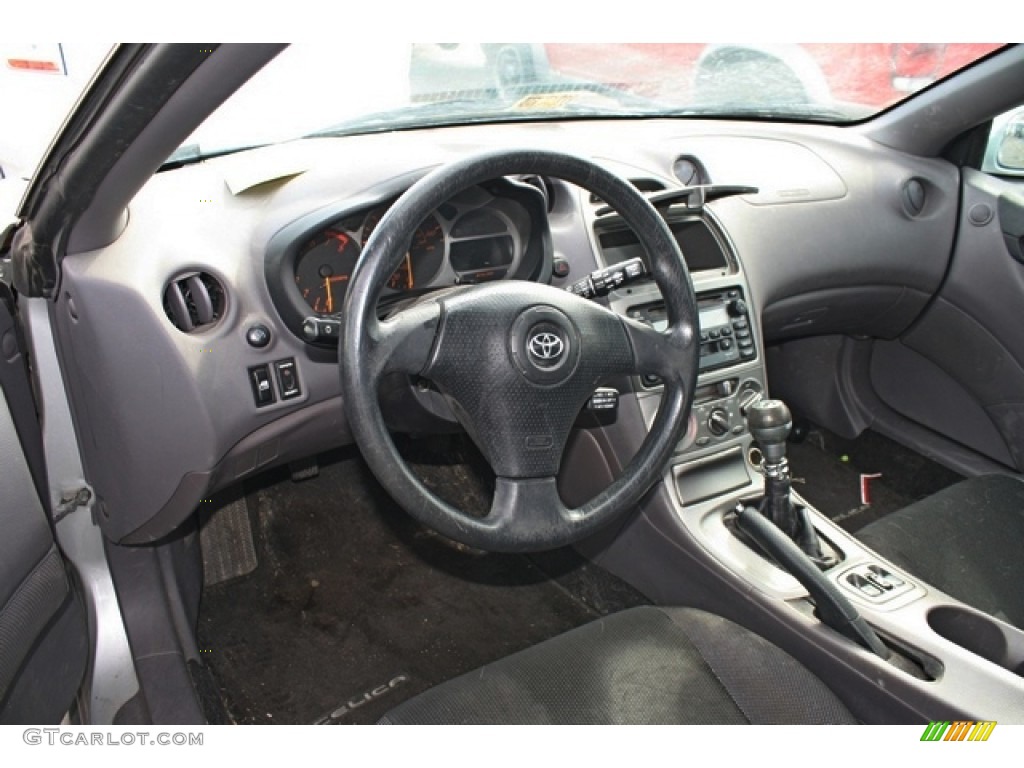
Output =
[{"x1": 747, "y1": 399, "x2": 792, "y2": 464}]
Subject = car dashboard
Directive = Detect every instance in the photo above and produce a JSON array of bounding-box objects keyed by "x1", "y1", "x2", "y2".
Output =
[{"x1": 51, "y1": 117, "x2": 958, "y2": 547}]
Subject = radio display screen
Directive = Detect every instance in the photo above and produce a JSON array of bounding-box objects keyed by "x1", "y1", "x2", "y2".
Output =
[
  {"x1": 699, "y1": 304, "x2": 730, "y2": 329},
  {"x1": 640, "y1": 303, "x2": 729, "y2": 332},
  {"x1": 598, "y1": 219, "x2": 727, "y2": 273}
]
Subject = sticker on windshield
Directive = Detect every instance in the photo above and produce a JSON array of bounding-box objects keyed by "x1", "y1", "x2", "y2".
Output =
[{"x1": 512, "y1": 94, "x2": 579, "y2": 111}]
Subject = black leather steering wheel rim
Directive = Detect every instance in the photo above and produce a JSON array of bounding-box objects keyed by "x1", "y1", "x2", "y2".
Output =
[{"x1": 340, "y1": 149, "x2": 699, "y2": 552}]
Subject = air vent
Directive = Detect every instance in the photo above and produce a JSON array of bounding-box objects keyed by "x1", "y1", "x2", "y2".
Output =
[
  {"x1": 901, "y1": 178, "x2": 927, "y2": 217},
  {"x1": 590, "y1": 178, "x2": 666, "y2": 205},
  {"x1": 163, "y1": 272, "x2": 226, "y2": 333}
]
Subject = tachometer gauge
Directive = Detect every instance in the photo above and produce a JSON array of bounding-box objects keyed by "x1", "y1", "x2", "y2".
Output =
[
  {"x1": 294, "y1": 229, "x2": 359, "y2": 314},
  {"x1": 362, "y1": 209, "x2": 446, "y2": 291}
]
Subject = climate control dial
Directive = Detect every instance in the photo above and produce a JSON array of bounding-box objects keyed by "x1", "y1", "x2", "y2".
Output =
[{"x1": 707, "y1": 408, "x2": 731, "y2": 437}]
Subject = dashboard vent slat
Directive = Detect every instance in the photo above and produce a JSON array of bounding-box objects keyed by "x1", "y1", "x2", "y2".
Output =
[
  {"x1": 164, "y1": 281, "x2": 193, "y2": 332},
  {"x1": 186, "y1": 274, "x2": 215, "y2": 325},
  {"x1": 163, "y1": 272, "x2": 225, "y2": 333}
]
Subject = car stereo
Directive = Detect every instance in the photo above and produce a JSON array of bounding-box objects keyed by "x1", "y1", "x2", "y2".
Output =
[{"x1": 627, "y1": 287, "x2": 756, "y2": 377}]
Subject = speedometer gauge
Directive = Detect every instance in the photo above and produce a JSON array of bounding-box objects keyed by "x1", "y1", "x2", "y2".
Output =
[
  {"x1": 362, "y1": 209, "x2": 445, "y2": 291},
  {"x1": 294, "y1": 229, "x2": 359, "y2": 314}
]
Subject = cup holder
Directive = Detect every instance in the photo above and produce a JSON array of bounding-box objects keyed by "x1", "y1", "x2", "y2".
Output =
[{"x1": 927, "y1": 605, "x2": 1024, "y2": 677}]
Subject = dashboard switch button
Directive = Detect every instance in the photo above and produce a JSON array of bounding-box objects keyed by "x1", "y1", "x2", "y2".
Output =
[
  {"x1": 249, "y1": 365, "x2": 276, "y2": 407},
  {"x1": 274, "y1": 358, "x2": 301, "y2": 400},
  {"x1": 246, "y1": 324, "x2": 271, "y2": 348}
]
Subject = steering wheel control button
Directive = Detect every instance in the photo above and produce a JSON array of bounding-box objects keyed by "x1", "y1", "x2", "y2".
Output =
[
  {"x1": 587, "y1": 388, "x2": 619, "y2": 411},
  {"x1": 525, "y1": 435, "x2": 554, "y2": 449},
  {"x1": 249, "y1": 365, "x2": 276, "y2": 407},
  {"x1": 509, "y1": 306, "x2": 581, "y2": 385},
  {"x1": 246, "y1": 324, "x2": 272, "y2": 348},
  {"x1": 274, "y1": 358, "x2": 301, "y2": 400}
]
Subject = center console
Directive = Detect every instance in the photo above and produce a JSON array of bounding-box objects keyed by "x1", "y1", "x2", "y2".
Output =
[
  {"x1": 601, "y1": 217, "x2": 767, "y2": 511},
  {"x1": 578, "y1": 195, "x2": 1024, "y2": 723}
]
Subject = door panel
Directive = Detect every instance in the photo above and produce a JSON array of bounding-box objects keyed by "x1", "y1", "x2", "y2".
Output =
[
  {"x1": 0, "y1": 291, "x2": 88, "y2": 723},
  {"x1": 871, "y1": 168, "x2": 1024, "y2": 470}
]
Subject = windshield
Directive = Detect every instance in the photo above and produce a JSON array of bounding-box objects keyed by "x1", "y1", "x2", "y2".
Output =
[
  {"x1": 177, "y1": 43, "x2": 1004, "y2": 158},
  {"x1": 0, "y1": 43, "x2": 113, "y2": 179}
]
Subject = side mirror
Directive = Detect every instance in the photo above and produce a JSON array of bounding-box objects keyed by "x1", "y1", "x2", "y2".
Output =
[
  {"x1": 986, "y1": 108, "x2": 1024, "y2": 176},
  {"x1": 997, "y1": 118, "x2": 1024, "y2": 171}
]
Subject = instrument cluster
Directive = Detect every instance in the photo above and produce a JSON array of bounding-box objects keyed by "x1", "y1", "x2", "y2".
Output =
[{"x1": 291, "y1": 183, "x2": 541, "y2": 317}]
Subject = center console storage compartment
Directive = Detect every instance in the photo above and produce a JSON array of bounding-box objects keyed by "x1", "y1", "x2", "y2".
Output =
[
  {"x1": 672, "y1": 448, "x2": 751, "y2": 506},
  {"x1": 927, "y1": 605, "x2": 1024, "y2": 677}
]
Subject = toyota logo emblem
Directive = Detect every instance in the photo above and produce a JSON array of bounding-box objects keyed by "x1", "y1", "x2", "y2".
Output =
[{"x1": 528, "y1": 332, "x2": 565, "y2": 362}]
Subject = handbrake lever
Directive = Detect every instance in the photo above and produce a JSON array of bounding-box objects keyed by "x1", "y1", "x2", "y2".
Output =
[{"x1": 735, "y1": 503, "x2": 890, "y2": 660}]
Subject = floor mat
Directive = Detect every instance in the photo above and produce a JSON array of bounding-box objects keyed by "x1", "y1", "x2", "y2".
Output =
[
  {"x1": 198, "y1": 439, "x2": 645, "y2": 725},
  {"x1": 786, "y1": 427, "x2": 963, "y2": 533}
]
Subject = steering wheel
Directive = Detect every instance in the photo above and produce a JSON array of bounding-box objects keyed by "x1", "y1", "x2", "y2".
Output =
[{"x1": 340, "y1": 150, "x2": 699, "y2": 552}]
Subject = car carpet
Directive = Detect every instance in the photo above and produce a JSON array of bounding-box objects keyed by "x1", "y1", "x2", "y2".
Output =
[
  {"x1": 197, "y1": 437, "x2": 648, "y2": 725},
  {"x1": 785, "y1": 427, "x2": 963, "y2": 534}
]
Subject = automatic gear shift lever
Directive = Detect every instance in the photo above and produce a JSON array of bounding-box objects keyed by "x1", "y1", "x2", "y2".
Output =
[{"x1": 746, "y1": 399, "x2": 834, "y2": 568}]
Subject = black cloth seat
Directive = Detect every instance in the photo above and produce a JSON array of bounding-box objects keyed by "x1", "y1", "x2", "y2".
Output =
[
  {"x1": 380, "y1": 606, "x2": 855, "y2": 724},
  {"x1": 857, "y1": 473, "x2": 1024, "y2": 630}
]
